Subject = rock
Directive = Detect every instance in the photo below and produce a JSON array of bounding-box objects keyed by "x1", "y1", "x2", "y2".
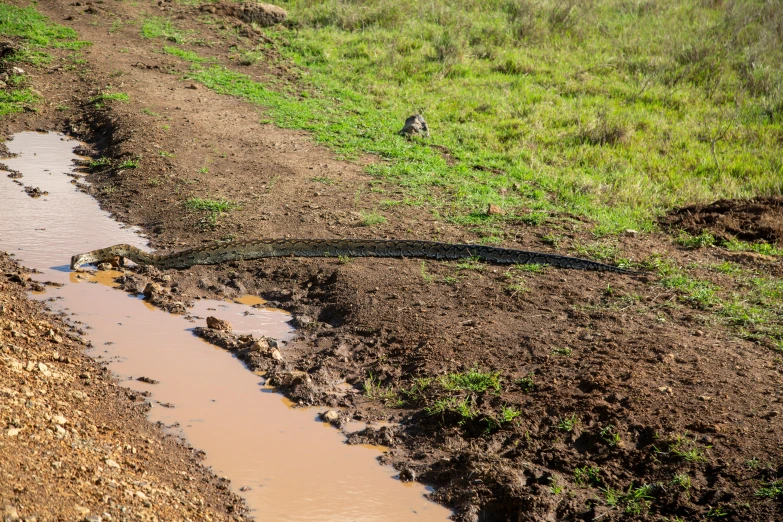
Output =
[
  {"x1": 624, "y1": 229, "x2": 638, "y2": 237},
  {"x1": 96, "y1": 263, "x2": 112, "y2": 271},
  {"x1": 320, "y1": 410, "x2": 340, "y2": 423},
  {"x1": 398, "y1": 467, "x2": 416, "y2": 482},
  {"x1": 270, "y1": 348, "x2": 283, "y2": 361},
  {"x1": 12, "y1": 66, "x2": 24, "y2": 75},
  {"x1": 3, "y1": 505, "x2": 19, "y2": 521},
  {"x1": 84, "y1": 516, "x2": 102, "y2": 522},
  {"x1": 486, "y1": 203, "x2": 505, "y2": 216},
  {"x1": 398, "y1": 114, "x2": 429, "y2": 137},
  {"x1": 134, "y1": 491, "x2": 148, "y2": 500},
  {"x1": 104, "y1": 458, "x2": 120, "y2": 469},
  {"x1": 206, "y1": 316, "x2": 232, "y2": 332},
  {"x1": 142, "y1": 282, "x2": 162, "y2": 298},
  {"x1": 52, "y1": 415, "x2": 67, "y2": 425},
  {"x1": 658, "y1": 386, "x2": 673, "y2": 395},
  {"x1": 273, "y1": 370, "x2": 311, "y2": 387},
  {"x1": 74, "y1": 505, "x2": 90, "y2": 517},
  {"x1": 136, "y1": 376, "x2": 159, "y2": 384}
]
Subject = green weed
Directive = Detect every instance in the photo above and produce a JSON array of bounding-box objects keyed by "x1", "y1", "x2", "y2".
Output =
[
  {"x1": 117, "y1": 159, "x2": 139, "y2": 169},
  {"x1": 599, "y1": 425, "x2": 621, "y2": 447},
  {"x1": 574, "y1": 466, "x2": 602, "y2": 487},
  {"x1": 363, "y1": 373, "x2": 397, "y2": 402},
  {"x1": 360, "y1": 212, "x2": 387, "y2": 226},
  {"x1": 184, "y1": 198, "x2": 237, "y2": 213},
  {"x1": 557, "y1": 413, "x2": 579, "y2": 432},
  {"x1": 141, "y1": 17, "x2": 191, "y2": 43},
  {"x1": 439, "y1": 368, "x2": 501, "y2": 393}
]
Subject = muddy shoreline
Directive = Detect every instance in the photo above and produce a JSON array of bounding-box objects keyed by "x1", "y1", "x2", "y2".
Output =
[{"x1": 3, "y1": 0, "x2": 783, "y2": 520}]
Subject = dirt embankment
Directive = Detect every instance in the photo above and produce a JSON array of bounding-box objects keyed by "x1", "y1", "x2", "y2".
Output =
[{"x1": 3, "y1": 0, "x2": 783, "y2": 521}]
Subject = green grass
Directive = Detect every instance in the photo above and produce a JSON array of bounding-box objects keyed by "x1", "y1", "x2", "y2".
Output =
[
  {"x1": 91, "y1": 91, "x2": 130, "y2": 107},
  {"x1": 141, "y1": 17, "x2": 192, "y2": 43},
  {"x1": 142, "y1": 2, "x2": 782, "y2": 234},
  {"x1": 0, "y1": 4, "x2": 89, "y2": 50},
  {"x1": 0, "y1": 4, "x2": 89, "y2": 115},
  {"x1": 184, "y1": 197, "x2": 237, "y2": 213},
  {"x1": 163, "y1": 45, "x2": 209, "y2": 63},
  {"x1": 557, "y1": 413, "x2": 579, "y2": 432},
  {"x1": 360, "y1": 211, "x2": 387, "y2": 226},
  {"x1": 439, "y1": 368, "x2": 501, "y2": 393},
  {"x1": 574, "y1": 466, "x2": 602, "y2": 487}
]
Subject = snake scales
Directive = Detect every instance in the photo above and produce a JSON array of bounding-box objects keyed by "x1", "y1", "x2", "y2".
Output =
[{"x1": 71, "y1": 238, "x2": 636, "y2": 274}]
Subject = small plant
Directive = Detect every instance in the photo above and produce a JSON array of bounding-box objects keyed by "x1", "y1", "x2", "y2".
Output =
[
  {"x1": 706, "y1": 506, "x2": 730, "y2": 517},
  {"x1": 337, "y1": 255, "x2": 351, "y2": 264},
  {"x1": 310, "y1": 176, "x2": 335, "y2": 185},
  {"x1": 499, "y1": 404, "x2": 521, "y2": 423},
  {"x1": 88, "y1": 157, "x2": 111, "y2": 170},
  {"x1": 745, "y1": 457, "x2": 760, "y2": 469},
  {"x1": 185, "y1": 198, "x2": 237, "y2": 213},
  {"x1": 455, "y1": 256, "x2": 485, "y2": 271},
  {"x1": 140, "y1": 107, "x2": 160, "y2": 117},
  {"x1": 549, "y1": 477, "x2": 563, "y2": 495},
  {"x1": 676, "y1": 231, "x2": 716, "y2": 249},
  {"x1": 198, "y1": 166, "x2": 209, "y2": 174},
  {"x1": 551, "y1": 347, "x2": 572, "y2": 356},
  {"x1": 755, "y1": 479, "x2": 783, "y2": 499},
  {"x1": 654, "y1": 433, "x2": 709, "y2": 463},
  {"x1": 117, "y1": 159, "x2": 139, "y2": 169},
  {"x1": 599, "y1": 425, "x2": 621, "y2": 447},
  {"x1": 671, "y1": 473, "x2": 691, "y2": 491},
  {"x1": 363, "y1": 373, "x2": 397, "y2": 402},
  {"x1": 90, "y1": 91, "x2": 130, "y2": 106},
  {"x1": 574, "y1": 466, "x2": 602, "y2": 487},
  {"x1": 420, "y1": 261, "x2": 433, "y2": 283},
  {"x1": 440, "y1": 368, "x2": 502, "y2": 393},
  {"x1": 360, "y1": 212, "x2": 387, "y2": 226},
  {"x1": 557, "y1": 413, "x2": 579, "y2": 432},
  {"x1": 516, "y1": 373, "x2": 535, "y2": 393},
  {"x1": 159, "y1": 151, "x2": 175, "y2": 158}
]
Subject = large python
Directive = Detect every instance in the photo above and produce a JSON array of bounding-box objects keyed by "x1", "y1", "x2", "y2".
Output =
[{"x1": 71, "y1": 238, "x2": 637, "y2": 274}]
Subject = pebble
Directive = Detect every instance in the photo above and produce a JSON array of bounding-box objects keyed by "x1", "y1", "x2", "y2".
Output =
[
  {"x1": 7, "y1": 428, "x2": 20, "y2": 437},
  {"x1": 206, "y1": 316, "x2": 232, "y2": 332},
  {"x1": 320, "y1": 410, "x2": 340, "y2": 423},
  {"x1": 52, "y1": 415, "x2": 67, "y2": 425},
  {"x1": 104, "y1": 458, "x2": 120, "y2": 469}
]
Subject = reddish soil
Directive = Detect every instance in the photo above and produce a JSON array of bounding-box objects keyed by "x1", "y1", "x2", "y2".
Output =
[
  {"x1": 3, "y1": 1, "x2": 783, "y2": 521},
  {"x1": 662, "y1": 197, "x2": 783, "y2": 245}
]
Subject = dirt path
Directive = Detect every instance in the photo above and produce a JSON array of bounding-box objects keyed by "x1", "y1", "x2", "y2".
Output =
[{"x1": 3, "y1": 1, "x2": 783, "y2": 520}]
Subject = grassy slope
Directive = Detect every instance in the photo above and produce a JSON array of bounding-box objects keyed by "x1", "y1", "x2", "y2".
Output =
[
  {"x1": 265, "y1": 0, "x2": 783, "y2": 233},
  {"x1": 0, "y1": 4, "x2": 90, "y2": 116}
]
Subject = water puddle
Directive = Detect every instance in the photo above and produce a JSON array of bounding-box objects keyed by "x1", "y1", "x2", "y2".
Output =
[{"x1": 0, "y1": 132, "x2": 452, "y2": 521}]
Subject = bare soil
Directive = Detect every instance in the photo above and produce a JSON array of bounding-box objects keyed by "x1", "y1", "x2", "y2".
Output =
[
  {"x1": 3, "y1": 1, "x2": 783, "y2": 521},
  {"x1": 661, "y1": 197, "x2": 783, "y2": 245}
]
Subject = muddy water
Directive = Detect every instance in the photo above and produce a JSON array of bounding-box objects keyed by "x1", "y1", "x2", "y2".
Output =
[{"x1": 0, "y1": 132, "x2": 452, "y2": 521}]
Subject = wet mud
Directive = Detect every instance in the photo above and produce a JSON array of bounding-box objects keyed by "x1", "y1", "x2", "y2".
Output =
[{"x1": 0, "y1": 132, "x2": 452, "y2": 521}]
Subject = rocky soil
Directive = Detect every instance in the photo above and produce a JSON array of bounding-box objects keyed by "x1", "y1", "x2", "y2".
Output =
[{"x1": 0, "y1": 254, "x2": 248, "y2": 521}]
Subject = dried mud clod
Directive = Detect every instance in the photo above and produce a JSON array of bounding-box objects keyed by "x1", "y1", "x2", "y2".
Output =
[{"x1": 199, "y1": 1, "x2": 287, "y2": 28}]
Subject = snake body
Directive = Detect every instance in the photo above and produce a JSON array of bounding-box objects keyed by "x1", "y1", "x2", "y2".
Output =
[{"x1": 71, "y1": 238, "x2": 635, "y2": 274}]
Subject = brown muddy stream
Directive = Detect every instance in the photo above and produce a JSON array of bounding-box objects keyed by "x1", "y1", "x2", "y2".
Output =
[{"x1": 0, "y1": 132, "x2": 452, "y2": 521}]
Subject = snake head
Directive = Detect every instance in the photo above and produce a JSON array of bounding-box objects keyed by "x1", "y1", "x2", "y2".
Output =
[{"x1": 70, "y1": 253, "x2": 88, "y2": 270}]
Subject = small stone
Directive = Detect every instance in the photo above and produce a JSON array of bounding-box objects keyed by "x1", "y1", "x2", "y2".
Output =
[
  {"x1": 52, "y1": 415, "x2": 67, "y2": 425},
  {"x1": 84, "y1": 516, "x2": 102, "y2": 522},
  {"x1": 142, "y1": 282, "x2": 162, "y2": 298},
  {"x1": 658, "y1": 386, "x2": 673, "y2": 395},
  {"x1": 104, "y1": 458, "x2": 120, "y2": 469},
  {"x1": 694, "y1": 330, "x2": 704, "y2": 337},
  {"x1": 320, "y1": 410, "x2": 340, "y2": 423},
  {"x1": 38, "y1": 362, "x2": 48, "y2": 373},
  {"x1": 486, "y1": 203, "x2": 505, "y2": 216},
  {"x1": 698, "y1": 395, "x2": 713, "y2": 401},
  {"x1": 4, "y1": 505, "x2": 19, "y2": 520},
  {"x1": 74, "y1": 505, "x2": 90, "y2": 516},
  {"x1": 270, "y1": 348, "x2": 284, "y2": 361},
  {"x1": 97, "y1": 263, "x2": 112, "y2": 271},
  {"x1": 206, "y1": 316, "x2": 232, "y2": 331},
  {"x1": 250, "y1": 339, "x2": 269, "y2": 352},
  {"x1": 136, "y1": 376, "x2": 159, "y2": 384},
  {"x1": 398, "y1": 468, "x2": 416, "y2": 482},
  {"x1": 624, "y1": 229, "x2": 638, "y2": 237},
  {"x1": 134, "y1": 491, "x2": 148, "y2": 501}
]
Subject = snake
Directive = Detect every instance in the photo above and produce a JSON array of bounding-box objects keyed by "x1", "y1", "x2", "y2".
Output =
[{"x1": 70, "y1": 238, "x2": 637, "y2": 274}]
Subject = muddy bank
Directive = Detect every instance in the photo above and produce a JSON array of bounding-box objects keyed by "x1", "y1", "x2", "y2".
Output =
[
  {"x1": 3, "y1": 0, "x2": 783, "y2": 520},
  {"x1": 0, "y1": 253, "x2": 248, "y2": 521}
]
